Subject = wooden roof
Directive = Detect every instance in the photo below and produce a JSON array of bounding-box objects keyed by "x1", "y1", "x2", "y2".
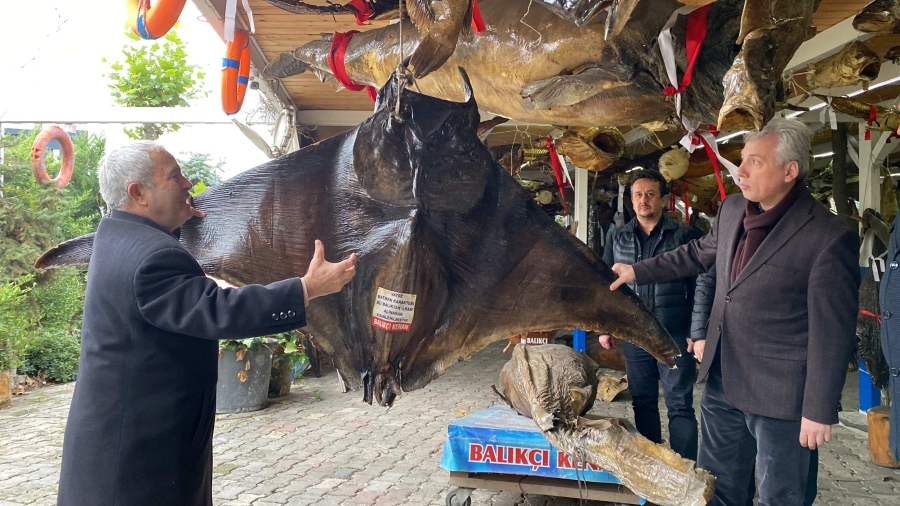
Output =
[{"x1": 242, "y1": 0, "x2": 879, "y2": 113}]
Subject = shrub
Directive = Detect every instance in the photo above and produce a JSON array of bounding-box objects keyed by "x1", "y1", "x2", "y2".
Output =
[
  {"x1": 0, "y1": 276, "x2": 38, "y2": 371},
  {"x1": 20, "y1": 329, "x2": 81, "y2": 383}
]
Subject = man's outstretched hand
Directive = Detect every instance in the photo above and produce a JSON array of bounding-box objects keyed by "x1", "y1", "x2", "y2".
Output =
[
  {"x1": 303, "y1": 240, "x2": 358, "y2": 300},
  {"x1": 609, "y1": 263, "x2": 636, "y2": 291}
]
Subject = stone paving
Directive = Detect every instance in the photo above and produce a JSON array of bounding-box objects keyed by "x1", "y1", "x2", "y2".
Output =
[{"x1": 1, "y1": 340, "x2": 899, "y2": 505}]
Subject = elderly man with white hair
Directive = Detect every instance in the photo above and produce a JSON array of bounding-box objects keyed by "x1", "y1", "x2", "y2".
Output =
[
  {"x1": 57, "y1": 141, "x2": 357, "y2": 506},
  {"x1": 609, "y1": 118, "x2": 860, "y2": 505}
]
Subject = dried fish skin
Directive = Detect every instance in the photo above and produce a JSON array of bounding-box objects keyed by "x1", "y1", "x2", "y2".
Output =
[
  {"x1": 804, "y1": 41, "x2": 881, "y2": 90},
  {"x1": 853, "y1": 0, "x2": 900, "y2": 34},
  {"x1": 498, "y1": 344, "x2": 715, "y2": 505}
]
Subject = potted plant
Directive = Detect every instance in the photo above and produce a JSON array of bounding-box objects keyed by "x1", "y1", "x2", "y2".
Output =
[
  {"x1": 268, "y1": 331, "x2": 309, "y2": 398},
  {"x1": 216, "y1": 337, "x2": 274, "y2": 413}
]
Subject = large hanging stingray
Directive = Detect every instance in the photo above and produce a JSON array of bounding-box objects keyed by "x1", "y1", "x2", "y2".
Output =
[{"x1": 36, "y1": 68, "x2": 680, "y2": 406}]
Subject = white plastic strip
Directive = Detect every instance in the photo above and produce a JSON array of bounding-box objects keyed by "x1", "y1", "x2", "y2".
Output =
[
  {"x1": 614, "y1": 182, "x2": 625, "y2": 228},
  {"x1": 241, "y1": 0, "x2": 256, "y2": 34},
  {"x1": 657, "y1": 5, "x2": 698, "y2": 119},
  {"x1": 819, "y1": 97, "x2": 837, "y2": 130},
  {"x1": 224, "y1": 0, "x2": 238, "y2": 42}
]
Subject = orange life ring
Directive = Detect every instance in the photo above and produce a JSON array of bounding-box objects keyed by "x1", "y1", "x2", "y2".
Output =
[
  {"x1": 31, "y1": 126, "x2": 75, "y2": 189},
  {"x1": 221, "y1": 30, "x2": 251, "y2": 115},
  {"x1": 127, "y1": 0, "x2": 187, "y2": 40}
]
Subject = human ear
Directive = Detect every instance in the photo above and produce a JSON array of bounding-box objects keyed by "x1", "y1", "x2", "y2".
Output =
[
  {"x1": 126, "y1": 182, "x2": 148, "y2": 206},
  {"x1": 784, "y1": 161, "x2": 799, "y2": 182}
]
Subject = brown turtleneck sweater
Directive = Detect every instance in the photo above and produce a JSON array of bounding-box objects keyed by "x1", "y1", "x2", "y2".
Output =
[{"x1": 730, "y1": 181, "x2": 806, "y2": 284}]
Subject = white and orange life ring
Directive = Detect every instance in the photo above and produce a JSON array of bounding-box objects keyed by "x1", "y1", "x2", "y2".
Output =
[
  {"x1": 221, "y1": 30, "x2": 251, "y2": 115},
  {"x1": 31, "y1": 126, "x2": 75, "y2": 189},
  {"x1": 127, "y1": 0, "x2": 187, "y2": 40}
]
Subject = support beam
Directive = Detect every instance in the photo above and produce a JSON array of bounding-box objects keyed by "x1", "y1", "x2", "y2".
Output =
[
  {"x1": 832, "y1": 124, "x2": 854, "y2": 228},
  {"x1": 0, "y1": 106, "x2": 235, "y2": 124},
  {"x1": 786, "y1": 17, "x2": 874, "y2": 72}
]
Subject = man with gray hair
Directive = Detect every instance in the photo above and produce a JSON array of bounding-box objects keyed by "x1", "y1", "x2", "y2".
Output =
[
  {"x1": 57, "y1": 141, "x2": 358, "y2": 506},
  {"x1": 608, "y1": 118, "x2": 860, "y2": 505}
]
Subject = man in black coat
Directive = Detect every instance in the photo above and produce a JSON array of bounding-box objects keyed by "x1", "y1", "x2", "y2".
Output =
[
  {"x1": 56, "y1": 142, "x2": 358, "y2": 506},
  {"x1": 599, "y1": 169, "x2": 701, "y2": 461},
  {"x1": 609, "y1": 118, "x2": 859, "y2": 505}
]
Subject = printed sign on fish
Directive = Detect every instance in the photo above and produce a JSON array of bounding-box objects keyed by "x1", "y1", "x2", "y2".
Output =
[
  {"x1": 372, "y1": 287, "x2": 417, "y2": 332},
  {"x1": 525, "y1": 336, "x2": 549, "y2": 345},
  {"x1": 468, "y1": 443, "x2": 550, "y2": 471}
]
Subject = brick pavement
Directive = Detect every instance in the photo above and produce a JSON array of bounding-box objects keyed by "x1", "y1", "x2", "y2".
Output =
[{"x1": 1, "y1": 341, "x2": 899, "y2": 505}]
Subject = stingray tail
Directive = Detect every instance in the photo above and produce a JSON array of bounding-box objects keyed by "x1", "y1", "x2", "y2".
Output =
[{"x1": 34, "y1": 233, "x2": 95, "y2": 269}]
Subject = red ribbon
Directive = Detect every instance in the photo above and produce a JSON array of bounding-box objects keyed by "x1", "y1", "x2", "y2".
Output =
[
  {"x1": 546, "y1": 138, "x2": 570, "y2": 214},
  {"x1": 327, "y1": 31, "x2": 377, "y2": 103},
  {"x1": 860, "y1": 309, "x2": 882, "y2": 324},
  {"x1": 693, "y1": 132, "x2": 727, "y2": 201},
  {"x1": 471, "y1": 0, "x2": 486, "y2": 33},
  {"x1": 865, "y1": 104, "x2": 877, "y2": 141},
  {"x1": 348, "y1": 0, "x2": 374, "y2": 26},
  {"x1": 683, "y1": 181, "x2": 690, "y2": 224},
  {"x1": 663, "y1": 4, "x2": 711, "y2": 97},
  {"x1": 669, "y1": 192, "x2": 676, "y2": 212}
]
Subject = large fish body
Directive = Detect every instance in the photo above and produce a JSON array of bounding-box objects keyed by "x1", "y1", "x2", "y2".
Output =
[
  {"x1": 285, "y1": 0, "x2": 745, "y2": 127},
  {"x1": 858, "y1": 269, "x2": 891, "y2": 398},
  {"x1": 38, "y1": 72, "x2": 680, "y2": 406},
  {"x1": 803, "y1": 41, "x2": 881, "y2": 90},
  {"x1": 281, "y1": 0, "x2": 816, "y2": 131}
]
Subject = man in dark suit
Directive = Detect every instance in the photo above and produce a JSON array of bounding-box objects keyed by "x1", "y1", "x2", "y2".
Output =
[
  {"x1": 57, "y1": 142, "x2": 357, "y2": 506},
  {"x1": 599, "y1": 169, "x2": 701, "y2": 461},
  {"x1": 879, "y1": 125, "x2": 900, "y2": 463},
  {"x1": 608, "y1": 118, "x2": 860, "y2": 505}
]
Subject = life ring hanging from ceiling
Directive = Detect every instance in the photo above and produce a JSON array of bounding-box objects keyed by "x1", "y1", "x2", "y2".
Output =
[
  {"x1": 127, "y1": 0, "x2": 188, "y2": 40},
  {"x1": 221, "y1": 30, "x2": 251, "y2": 115},
  {"x1": 31, "y1": 125, "x2": 75, "y2": 189}
]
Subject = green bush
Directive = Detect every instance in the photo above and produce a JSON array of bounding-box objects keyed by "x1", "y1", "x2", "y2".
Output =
[
  {"x1": 32, "y1": 269, "x2": 86, "y2": 331},
  {"x1": 19, "y1": 329, "x2": 81, "y2": 382},
  {"x1": 0, "y1": 276, "x2": 38, "y2": 371}
]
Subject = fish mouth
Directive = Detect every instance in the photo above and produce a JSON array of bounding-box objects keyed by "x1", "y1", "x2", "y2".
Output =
[
  {"x1": 853, "y1": 12, "x2": 893, "y2": 33},
  {"x1": 860, "y1": 61, "x2": 881, "y2": 80}
]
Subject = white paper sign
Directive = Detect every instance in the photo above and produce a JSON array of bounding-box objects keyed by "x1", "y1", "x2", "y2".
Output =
[{"x1": 372, "y1": 287, "x2": 417, "y2": 332}]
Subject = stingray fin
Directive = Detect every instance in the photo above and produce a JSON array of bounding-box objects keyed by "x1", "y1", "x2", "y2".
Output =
[
  {"x1": 409, "y1": 32, "x2": 457, "y2": 79},
  {"x1": 520, "y1": 68, "x2": 632, "y2": 109},
  {"x1": 35, "y1": 233, "x2": 95, "y2": 269},
  {"x1": 263, "y1": 51, "x2": 309, "y2": 79},
  {"x1": 405, "y1": 0, "x2": 436, "y2": 32}
]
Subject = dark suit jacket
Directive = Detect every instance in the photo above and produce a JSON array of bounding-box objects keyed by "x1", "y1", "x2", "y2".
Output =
[
  {"x1": 879, "y1": 213, "x2": 900, "y2": 458},
  {"x1": 57, "y1": 211, "x2": 308, "y2": 506},
  {"x1": 633, "y1": 191, "x2": 859, "y2": 424}
]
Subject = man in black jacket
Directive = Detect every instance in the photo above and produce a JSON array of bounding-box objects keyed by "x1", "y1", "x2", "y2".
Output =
[
  {"x1": 599, "y1": 169, "x2": 701, "y2": 461},
  {"x1": 57, "y1": 142, "x2": 358, "y2": 506}
]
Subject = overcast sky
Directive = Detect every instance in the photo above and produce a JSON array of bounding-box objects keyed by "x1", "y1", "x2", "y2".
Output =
[{"x1": 0, "y1": 0, "x2": 271, "y2": 180}]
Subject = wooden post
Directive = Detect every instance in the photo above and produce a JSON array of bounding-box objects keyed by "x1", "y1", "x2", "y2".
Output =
[{"x1": 868, "y1": 406, "x2": 900, "y2": 468}]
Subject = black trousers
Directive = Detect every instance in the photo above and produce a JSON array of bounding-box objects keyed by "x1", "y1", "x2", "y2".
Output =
[
  {"x1": 622, "y1": 335, "x2": 698, "y2": 461},
  {"x1": 699, "y1": 357, "x2": 812, "y2": 506}
]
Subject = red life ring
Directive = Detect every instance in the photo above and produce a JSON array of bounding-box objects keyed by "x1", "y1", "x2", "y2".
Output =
[
  {"x1": 127, "y1": 0, "x2": 187, "y2": 40},
  {"x1": 30, "y1": 126, "x2": 75, "y2": 189},
  {"x1": 221, "y1": 30, "x2": 251, "y2": 115}
]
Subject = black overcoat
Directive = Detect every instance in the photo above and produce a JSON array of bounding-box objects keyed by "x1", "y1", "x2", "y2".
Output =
[
  {"x1": 633, "y1": 191, "x2": 860, "y2": 423},
  {"x1": 879, "y1": 213, "x2": 900, "y2": 459},
  {"x1": 57, "y1": 211, "x2": 307, "y2": 506}
]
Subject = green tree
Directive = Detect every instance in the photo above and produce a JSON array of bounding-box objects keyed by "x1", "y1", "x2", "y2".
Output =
[
  {"x1": 103, "y1": 26, "x2": 207, "y2": 140},
  {"x1": 177, "y1": 152, "x2": 224, "y2": 188},
  {"x1": 0, "y1": 129, "x2": 101, "y2": 377}
]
